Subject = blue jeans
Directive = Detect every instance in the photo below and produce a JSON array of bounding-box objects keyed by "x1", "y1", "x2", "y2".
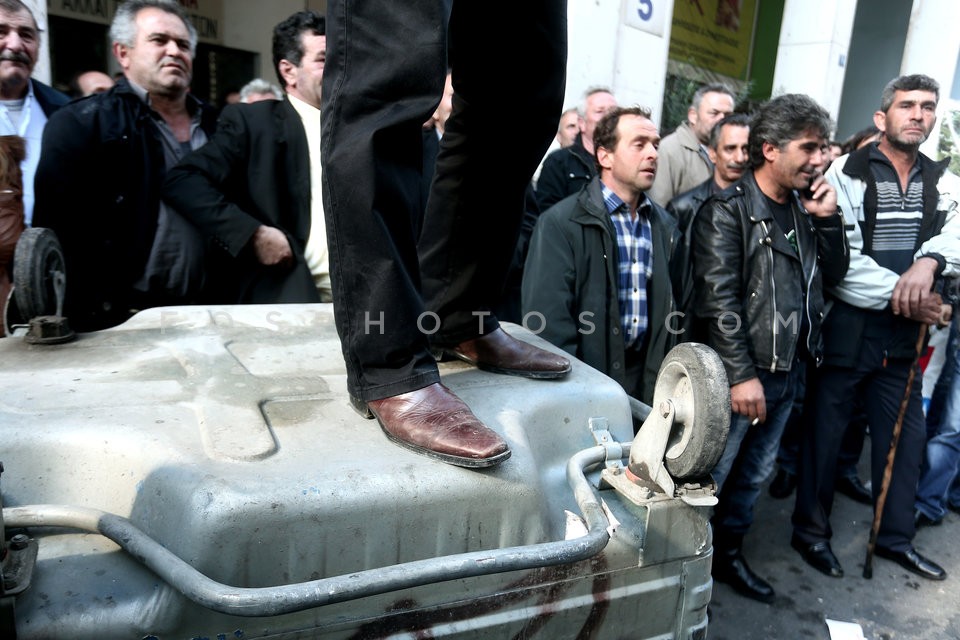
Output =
[
  {"x1": 916, "y1": 316, "x2": 960, "y2": 520},
  {"x1": 712, "y1": 363, "x2": 804, "y2": 535}
]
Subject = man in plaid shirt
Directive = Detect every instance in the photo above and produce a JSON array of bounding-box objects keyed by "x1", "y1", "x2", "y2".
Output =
[{"x1": 523, "y1": 106, "x2": 679, "y2": 405}]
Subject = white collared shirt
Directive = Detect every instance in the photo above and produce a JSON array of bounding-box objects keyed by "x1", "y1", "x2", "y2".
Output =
[
  {"x1": 0, "y1": 80, "x2": 47, "y2": 225},
  {"x1": 286, "y1": 92, "x2": 330, "y2": 300}
]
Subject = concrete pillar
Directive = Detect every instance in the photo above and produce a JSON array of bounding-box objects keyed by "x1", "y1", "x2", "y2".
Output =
[
  {"x1": 223, "y1": 0, "x2": 315, "y2": 81},
  {"x1": 771, "y1": 0, "x2": 858, "y2": 128},
  {"x1": 24, "y1": 0, "x2": 50, "y2": 84},
  {"x1": 565, "y1": 0, "x2": 675, "y2": 124},
  {"x1": 901, "y1": 0, "x2": 960, "y2": 157}
]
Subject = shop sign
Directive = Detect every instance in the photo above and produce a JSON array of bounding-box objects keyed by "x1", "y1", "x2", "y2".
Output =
[
  {"x1": 668, "y1": 0, "x2": 757, "y2": 80},
  {"x1": 48, "y1": 0, "x2": 224, "y2": 44}
]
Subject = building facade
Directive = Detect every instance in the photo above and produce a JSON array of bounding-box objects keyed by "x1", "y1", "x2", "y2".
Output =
[{"x1": 30, "y1": 0, "x2": 960, "y2": 159}]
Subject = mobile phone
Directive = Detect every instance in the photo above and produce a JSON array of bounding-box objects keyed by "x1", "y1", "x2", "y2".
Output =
[{"x1": 800, "y1": 174, "x2": 819, "y2": 200}]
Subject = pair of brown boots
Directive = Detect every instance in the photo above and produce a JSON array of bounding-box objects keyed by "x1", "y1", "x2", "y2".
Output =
[{"x1": 0, "y1": 136, "x2": 26, "y2": 333}]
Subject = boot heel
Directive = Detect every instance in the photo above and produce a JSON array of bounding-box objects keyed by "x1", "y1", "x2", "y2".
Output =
[{"x1": 349, "y1": 395, "x2": 374, "y2": 419}]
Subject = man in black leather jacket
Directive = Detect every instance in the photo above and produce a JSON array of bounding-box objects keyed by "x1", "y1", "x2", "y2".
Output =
[
  {"x1": 691, "y1": 94, "x2": 849, "y2": 603},
  {"x1": 667, "y1": 113, "x2": 750, "y2": 329}
]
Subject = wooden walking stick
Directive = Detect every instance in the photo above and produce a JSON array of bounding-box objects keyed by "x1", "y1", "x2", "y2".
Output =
[{"x1": 863, "y1": 323, "x2": 928, "y2": 579}]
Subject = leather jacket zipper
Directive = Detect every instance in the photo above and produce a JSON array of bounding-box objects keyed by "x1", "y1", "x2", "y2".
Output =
[
  {"x1": 761, "y1": 220, "x2": 779, "y2": 372},
  {"x1": 795, "y1": 215, "x2": 818, "y2": 357}
]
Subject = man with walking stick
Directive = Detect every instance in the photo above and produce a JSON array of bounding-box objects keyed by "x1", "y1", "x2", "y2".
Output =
[{"x1": 791, "y1": 74, "x2": 960, "y2": 581}]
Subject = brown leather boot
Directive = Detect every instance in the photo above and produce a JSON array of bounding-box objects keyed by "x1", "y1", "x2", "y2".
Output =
[
  {"x1": 366, "y1": 382, "x2": 510, "y2": 468},
  {"x1": 442, "y1": 327, "x2": 571, "y2": 379}
]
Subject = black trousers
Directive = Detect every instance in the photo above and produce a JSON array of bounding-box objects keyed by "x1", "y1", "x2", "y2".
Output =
[
  {"x1": 792, "y1": 333, "x2": 926, "y2": 551},
  {"x1": 321, "y1": 0, "x2": 567, "y2": 401}
]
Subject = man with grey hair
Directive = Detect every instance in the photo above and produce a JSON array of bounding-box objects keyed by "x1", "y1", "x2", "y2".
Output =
[
  {"x1": 535, "y1": 86, "x2": 617, "y2": 211},
  {"x1": 239, "y1": 78, "x2": 282, "y2": 103},
  {"x1": 33, "y1": 0, "x2": 217, "y2": 331},
  {"x1": 692, "y1": 93, "x2": 848, "y2": 602},
  {"x1": 793, "y1": 73, "x2": 960, "y2": 581},
  {"x1": 649, "y1": 82, "x2": 735, "y2": 206},
  {"x1": 0, "y1": 0, "x2": 69, "y2": 226}
]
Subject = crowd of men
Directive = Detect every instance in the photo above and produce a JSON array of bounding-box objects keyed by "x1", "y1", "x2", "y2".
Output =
[
  {"x1": 0, "y1": 0, "x2": 958, "y2": 608},
  {"x1": 525, "y1": 75, "x2": 959, "y2": 603}
]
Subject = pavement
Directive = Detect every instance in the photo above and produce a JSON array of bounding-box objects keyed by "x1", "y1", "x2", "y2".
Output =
[{"x1": 706, "y1": 446, "x2": 960, "y2": 640}]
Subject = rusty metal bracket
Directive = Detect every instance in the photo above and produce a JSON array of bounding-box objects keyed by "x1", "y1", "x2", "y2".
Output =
[{"x1": 587, "y1": 417, "x2": 624, "y2": 472}]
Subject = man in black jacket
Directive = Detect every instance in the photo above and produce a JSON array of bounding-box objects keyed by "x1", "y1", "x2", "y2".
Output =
[
  {"x1": 164, "y1": 11, "x2": 327, "y2": 305},
  {"x1": 0, "y1": 0, "x2": 69, "y2": 226},
  {"x1": 667, "y1": 113, "x2": 749, "y2": 326},
  {"x1": 535, "y1": 87, "x2": 616, "y2": 212},
  {"x1": 692, "y1": 94, "x2": 848, "y2": 603},
  {"x1": 34, "y1": 0, "x2": 217, "y2": 331},
  {"x1": 523, "y1": 106, "x2": 679, "y2": 405}
]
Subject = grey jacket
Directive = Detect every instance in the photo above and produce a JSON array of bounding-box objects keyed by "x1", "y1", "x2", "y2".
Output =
[
  {"x1": 648, "y1": 121, "x2": 712, "y2": 207},
  {"x1": 822, "y1": 145, "x2": 960, "y2": 364},
  {"x1": 522, "y1": 178, "x2": 680, "y2": 403}
]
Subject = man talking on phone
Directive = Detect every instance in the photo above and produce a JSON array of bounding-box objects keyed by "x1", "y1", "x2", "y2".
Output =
[{"x1": 691, "y1": 94, "x2": 849, "y2": 603}]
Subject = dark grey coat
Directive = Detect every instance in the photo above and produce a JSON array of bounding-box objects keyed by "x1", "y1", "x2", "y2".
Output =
[{"x1": 522, "y1": 177, "x2": 680, "y2": 403}]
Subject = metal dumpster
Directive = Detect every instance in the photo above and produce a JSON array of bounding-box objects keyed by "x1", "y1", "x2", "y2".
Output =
[{"x1": 0, "y1": 304, "x2": 726, "y2": 639}]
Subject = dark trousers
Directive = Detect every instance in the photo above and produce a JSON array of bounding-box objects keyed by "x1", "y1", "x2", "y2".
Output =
[
  {"x1": 776, "y1": 389, "x2": 867, "y2": 480},
  {"x1": 321, "y1": 0, "x2": 567, "y2": 401},
  {"x1": 792, "y1": 334, "x2": 926, "y2": 551}
]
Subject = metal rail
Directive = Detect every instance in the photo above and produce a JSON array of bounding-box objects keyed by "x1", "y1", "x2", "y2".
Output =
[{"x1": 4, "y1": 443, "x2": 627, "y2": 617}]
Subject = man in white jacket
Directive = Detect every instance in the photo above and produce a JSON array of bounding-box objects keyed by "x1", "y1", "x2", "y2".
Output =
[{"x1": 792, "y1": 74, "x2": 959, "y2": 581}]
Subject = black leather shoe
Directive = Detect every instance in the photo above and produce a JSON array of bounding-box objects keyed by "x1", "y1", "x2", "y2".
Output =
[
  {"x1": 791, "y1": 536, "x2": 843, "y2": 577},
  {"x1": 768, "y1": 467, "x2": 796, "y2": 499},
  {"x1": 948, "y1": 503, "x2": 960, "y2": 516},
  {"x1": 914, "y1": 510, "x2": 942, "y2": 529},
  {"x1": 713, "y1": 550, "x2": 775, "y2": 603},
  {"x1": 836, "y1": 475, "x2": 872, "y2": 505},
  {"x1": 874, "y1": 546, "x2": 946, "y2": 580}
]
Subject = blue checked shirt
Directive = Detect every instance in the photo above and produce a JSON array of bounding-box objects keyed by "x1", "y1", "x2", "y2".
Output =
[{"x1": 602, "y1": 184, "x2": 653, "y2": 349}]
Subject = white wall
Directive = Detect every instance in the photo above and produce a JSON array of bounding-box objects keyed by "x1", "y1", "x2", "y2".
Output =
[
  {"x1": 565, "y1": 0, "x2": 621, "y2": 110},
  {"x1": 902, "y1": 0, "x2": 960, "y2": 158},
  {"x1": 25, "y1": 0, "x2": 49, "y2": 84},
  {"x1": 566, "y1": 0, "x2": 674, "y2": 125},
  {"x1": 771, "y1": 0, "x2": 857, "y2": 127},
  {"x1": 221, "y1": 1, "x2": 321, "y2": 83}
]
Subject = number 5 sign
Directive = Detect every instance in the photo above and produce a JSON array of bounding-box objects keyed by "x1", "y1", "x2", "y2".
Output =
[{"x1": 625, "y1": 0, "x2": 667, "y2": 36}]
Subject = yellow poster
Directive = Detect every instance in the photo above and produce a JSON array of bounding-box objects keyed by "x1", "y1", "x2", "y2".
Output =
[{"x1": 668, "y1": 0, "x2": 757, "y2": 80}]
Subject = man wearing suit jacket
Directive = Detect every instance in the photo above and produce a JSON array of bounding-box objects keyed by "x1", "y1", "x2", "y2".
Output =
[
  {"x1": 0, "y1": 0, "x2": 69, "y2": 226},
  {"x1": 163, "y1": 10, "x2": 328, "y2": 304}
]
